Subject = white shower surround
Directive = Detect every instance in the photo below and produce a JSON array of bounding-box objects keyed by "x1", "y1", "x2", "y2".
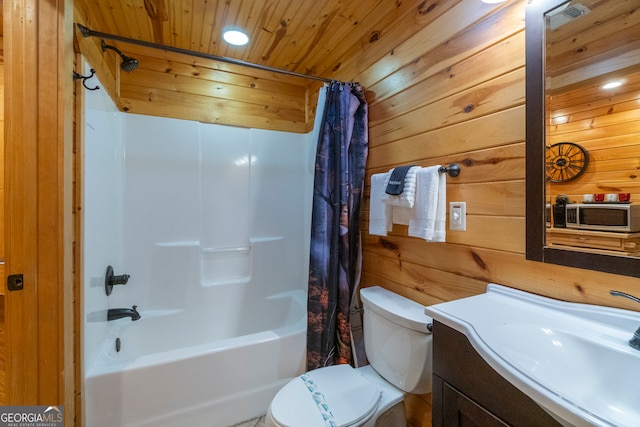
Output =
[{"x1": 83, "y1": 78, "x2": 322, "y2": 426}]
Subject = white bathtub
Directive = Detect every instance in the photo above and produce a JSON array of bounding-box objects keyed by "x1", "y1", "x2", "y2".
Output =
[{"x1": 85, "y1": 286, "x2": 306, "y2": 427}]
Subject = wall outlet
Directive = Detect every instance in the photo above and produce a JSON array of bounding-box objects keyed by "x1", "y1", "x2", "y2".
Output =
[{"x1": 449, "y1": 202, "x2": 466, "y2": 231}]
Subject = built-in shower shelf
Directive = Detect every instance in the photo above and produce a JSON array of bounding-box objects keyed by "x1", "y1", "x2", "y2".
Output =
[
  {"x1": 156, "y1": 240, "x2": 200, "y2": 247},
  {"x1": 201, "y1": 277, "x2": 252, "y2": 287},
  {"x1": 201, "y1": 246, "x2": 251, "y2": 254},
  {"x1": 201, "y1": 244, "x2": 251, "y2": 286}
]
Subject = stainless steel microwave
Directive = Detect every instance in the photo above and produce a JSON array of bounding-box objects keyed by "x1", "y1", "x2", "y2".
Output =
[{"x1": 565, "y1": 203, "x2": 640, "y2": 232}]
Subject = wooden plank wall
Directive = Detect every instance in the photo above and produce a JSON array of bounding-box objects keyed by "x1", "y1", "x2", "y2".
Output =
[
  {"x1": 547, "y1": 70, "x2": 640, "y2": 203},
  {"x1": 0, "y1": 62, "x2": 4, "y2": 265},
  {"x1": 73, "y1": 54, "x2": 84, "y2": 426},
  {"x1": 71, "y1": 15, "x2": 317, "y2": 134},
  {"x1": 339, "y1": 0, "x2": 640, "y2": 424},
  {"x1": 4, "y1": 0, "x2": 75, "y2": 415},
  {"x1": 0, "y1": 60, "x2": 4, "y2": 406},
  {"x1": 116, "y1": 46, "x2": 316, "y2": 133}
]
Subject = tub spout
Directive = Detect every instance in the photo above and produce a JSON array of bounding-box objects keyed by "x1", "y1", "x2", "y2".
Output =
[{"x1": 108, "y1": 305, "x2": 141, "y2": 321}]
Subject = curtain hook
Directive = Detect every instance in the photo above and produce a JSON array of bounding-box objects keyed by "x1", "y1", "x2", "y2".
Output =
[{"x1": 73, "y1": 68, "x2": 100, "y2": 91}]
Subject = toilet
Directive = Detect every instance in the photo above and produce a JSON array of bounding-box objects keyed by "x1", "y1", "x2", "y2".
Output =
[{"x1": 266, "y1": 286, "x2": 433, "y2": 427}]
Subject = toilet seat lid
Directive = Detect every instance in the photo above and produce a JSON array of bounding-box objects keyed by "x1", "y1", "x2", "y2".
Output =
[{"x1": 270, "y1": 364, "x2": 382, "y2": 427}]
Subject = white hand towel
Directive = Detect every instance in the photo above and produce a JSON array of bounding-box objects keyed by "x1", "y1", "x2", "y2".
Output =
[
  {"x1": 391, "y1": 205, "x2": 413, "y2": 226},
  {"x1": 369, "y1": 173, "x2": 392, "y2": 236},
  {"x1": 432, "y1": 172, "x2": 447, "y2": 242},
  {"x1": 408, "y1": 166, "x2": 446, "y2": 242},
  {"x1": 381, "y1": 166, "x2": 420, "y2": 208}
]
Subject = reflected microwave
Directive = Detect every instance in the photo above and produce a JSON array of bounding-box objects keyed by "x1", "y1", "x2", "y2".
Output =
[{"x1": 565, "y1": 203, "x2": 640, "y2": 232}]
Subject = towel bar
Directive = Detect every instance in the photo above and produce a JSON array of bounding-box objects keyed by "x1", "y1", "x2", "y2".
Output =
[{"x1": 438, "y1": 163, "x2": 461, "y2": 177}]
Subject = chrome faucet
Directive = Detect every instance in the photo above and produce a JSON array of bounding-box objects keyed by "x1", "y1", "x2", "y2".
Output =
[
  {"x1": 609, "y1": 290, "x2": 640, "y2": 350},
  {"x1": 107, "y1": 305, "x2": 141, "y2": 321}
]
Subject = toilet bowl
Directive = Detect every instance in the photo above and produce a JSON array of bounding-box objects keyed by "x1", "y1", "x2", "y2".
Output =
[
  {"x1": 266, "y1": 286, "x2": 433, "y2": 427},
  {"x1": 265, "y1": 364, "x2": 404, "y2": 427}
]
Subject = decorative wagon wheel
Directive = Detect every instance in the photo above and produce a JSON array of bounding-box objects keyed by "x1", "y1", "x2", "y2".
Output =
[{"x1": 545, "y1": 142, "x2": 589, "y2": 183}]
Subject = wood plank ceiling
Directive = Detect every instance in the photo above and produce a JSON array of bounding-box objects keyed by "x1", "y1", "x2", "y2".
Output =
[
  {"x1": 545, "y1": 0, "x2": 640, "y2": 93},
  {"x1": 73, "y1": 0, "x2": 430, "y2": 132}
]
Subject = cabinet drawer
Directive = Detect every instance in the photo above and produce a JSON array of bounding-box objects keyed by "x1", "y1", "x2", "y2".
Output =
[
  {"x1": 547, "y1": 230, "x2": 640, "y2": 252},
  {"x1": 442, "y1": 383, "x2": 508, "y2": 427}
]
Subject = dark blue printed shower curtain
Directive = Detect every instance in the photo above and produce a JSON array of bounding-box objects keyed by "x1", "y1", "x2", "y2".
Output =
[{"x1": 307, "y1": 82, "x2": 368, "y2": 370}]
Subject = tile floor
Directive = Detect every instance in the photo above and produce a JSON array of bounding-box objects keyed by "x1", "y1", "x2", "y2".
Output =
[{"x1": 231, "y1": 415, "x2": 266, "y2": 427}]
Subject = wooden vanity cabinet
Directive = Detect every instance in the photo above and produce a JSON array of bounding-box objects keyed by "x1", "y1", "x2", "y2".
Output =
[{"x1": 431, "y1": 321, "x2": 562, "y2": 427}]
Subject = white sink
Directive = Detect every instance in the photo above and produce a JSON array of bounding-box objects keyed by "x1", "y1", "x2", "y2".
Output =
[{"x1": 425, "y1": 284, "x2": 640, "y2": 427}]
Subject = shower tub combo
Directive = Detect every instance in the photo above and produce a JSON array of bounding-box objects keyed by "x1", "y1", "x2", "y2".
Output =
[
  {"x1": 83, "y1": 82, "x2": 319, "y2": 427},
  {"x1": 85, "y1": 238, "x2": 307, "y2": 427}
]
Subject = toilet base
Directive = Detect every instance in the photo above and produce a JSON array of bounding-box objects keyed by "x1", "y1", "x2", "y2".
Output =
[
  {"x1": 366, "y1": 401, "x2": 406, "y2": 427},
  {"x1": 358, "y1": 365, "x2": 406, "y2": 427},
  {"x1": 264, "y1": 409, "x2": 278, "y2": 427}
]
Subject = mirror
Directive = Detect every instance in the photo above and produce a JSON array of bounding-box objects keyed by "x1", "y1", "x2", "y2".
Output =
[{"x1": 526, "y1": 0, "x2": 640, "y2": 277}]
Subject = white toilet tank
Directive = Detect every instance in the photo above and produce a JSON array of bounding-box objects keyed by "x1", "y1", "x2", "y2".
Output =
[{"x1": 360, "y1": 286, "x2": 433, "y2": 394}]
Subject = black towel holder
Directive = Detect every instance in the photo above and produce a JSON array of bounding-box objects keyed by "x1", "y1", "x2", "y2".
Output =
[{"x1": 438, "y1": 163, "x2": 461, "y2": 177}]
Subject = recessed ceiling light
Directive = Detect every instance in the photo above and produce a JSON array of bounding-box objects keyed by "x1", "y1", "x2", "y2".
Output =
[
  {"x1": 602, "y1": 81, "x2": 623, "y2": 90},
  {"x1": 223, "y1": 29, "x2": 250, "y2": 46},
  {"x1": 552, "y1": 115, "x2": 569, "y2": 125}
]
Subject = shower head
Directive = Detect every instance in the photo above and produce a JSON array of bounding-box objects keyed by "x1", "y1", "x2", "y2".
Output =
[
  {"x1": 101, "y1": 40, "x2": 139, "y2": 73},
  {"x1": 120, "y1": 56, "x2": 140, "y2": 73}
]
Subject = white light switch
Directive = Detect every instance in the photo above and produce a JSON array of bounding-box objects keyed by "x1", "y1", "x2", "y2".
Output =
[{"x1": 449, "y1": 202, "x2": 466, "y2": 231}]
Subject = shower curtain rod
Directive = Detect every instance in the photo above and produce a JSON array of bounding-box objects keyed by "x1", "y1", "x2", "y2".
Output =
[{"x1": 77, "y1": 23, "x2": 342, "y2": 85}]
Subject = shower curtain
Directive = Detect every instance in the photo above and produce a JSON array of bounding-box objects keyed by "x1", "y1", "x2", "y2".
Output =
[{"x1": 307, "y1": 82, "x2": 368, "y2": 370}]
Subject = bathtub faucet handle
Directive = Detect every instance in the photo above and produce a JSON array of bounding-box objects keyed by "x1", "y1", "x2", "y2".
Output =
[
  {"x1": 105, "y1": 265, "x2": 131, "y2": 296},
  {"x1": 111, "y1": 274, "x2": 130, "y2": 285}
]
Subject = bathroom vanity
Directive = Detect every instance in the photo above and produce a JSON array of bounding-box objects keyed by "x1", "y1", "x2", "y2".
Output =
[
  {"x1": 431, "y1": 321, "x2": 560, "y2": 426},
  {"x1": 426, "y1": 284, "x2": 640, "y2": 427}
]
